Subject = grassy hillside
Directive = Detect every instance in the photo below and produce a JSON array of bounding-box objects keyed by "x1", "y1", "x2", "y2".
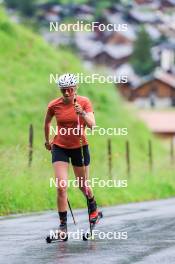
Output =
[{"x1": 0, "y1": 10, "x2": 174, "y2": 215}]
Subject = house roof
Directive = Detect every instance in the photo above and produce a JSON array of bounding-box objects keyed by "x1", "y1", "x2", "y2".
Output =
[
  {"x1": 74, "y1": 4, "x2": 94, "y2": 14},
  {"x1": 50, "y1": 5, "x2": 63, "y2": 13},
  {"x1": 145, "y1": 24, "x2": 161, "y2": 40},
  {"x1": 117, "y1": 65, "x2": 175, "y2": 89},
  {"x1": 85, "y1": 43, "x2": 133, "y2": 59},
  {"x1": 134, "y1": 69, "x2": 175, "y2": 89},
  {"x1": 129, "y1": 8, "x2": 159, "y2": 23},
  {"x1": 138, "y1": 111, "x2": 175, "y2": 133},
  {"x1": 104, "y1": 13, "x2": 136, "y2": 41},
  {"x1": 75, "y1": 32, "x2": 133, "y2": 59},
  {"x1": 75, "y1": 37, "x2": 103, "y2": 57},
  {"x1": 154, "y1": 68, "x2": 175, "y2": 88},
  {"x1": 165, "y1": 0, "x2": 175, "y2": 5},
  {"x1": 133, "y1": 1, "x2": 161, "y2": 9},
  {"x1": 116, "y1": 63, "x2": 152, "y2": 88},
  {"x1": 156, "y1": 42, "x2": 175, "y2": 51},
  {"x1": 104, "y1": 44, "x2": 133, "y2": 59}
]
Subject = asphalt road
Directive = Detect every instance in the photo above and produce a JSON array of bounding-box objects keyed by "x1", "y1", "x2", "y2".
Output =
[{"x1": 1, "y1": 198, "x2": 175, "y2": 264}]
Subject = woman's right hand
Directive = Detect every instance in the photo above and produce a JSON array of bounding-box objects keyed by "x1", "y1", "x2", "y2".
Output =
[{"x1": 45, "y1": 141, "x2": 52, "y2": 151}]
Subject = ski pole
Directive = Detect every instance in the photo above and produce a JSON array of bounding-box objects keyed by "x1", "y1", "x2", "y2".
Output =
[
  {"x1": 74, "y1": 96, "x2": 92, "y2": 237},
  {"x1": 67, "y1": 198, "x2": 76, "y2": 225}
]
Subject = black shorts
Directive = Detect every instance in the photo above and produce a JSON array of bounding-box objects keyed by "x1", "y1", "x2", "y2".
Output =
[{"x1": 51, "y1": 144, "x2": 90, "y2": 166}]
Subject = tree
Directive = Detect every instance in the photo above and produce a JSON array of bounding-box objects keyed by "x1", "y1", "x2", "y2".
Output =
[
  {"x1": 131, "y1": 26, "x2": 155, "y2": 76},
  {"x1": 5, "y1": 0, "x2": 35, "y2": 16},
  {"x1": 5, "y1": 0, "x2": 20, "y2": 9},
  {"x1": 18, "y1": 0, "x2": 35, "y2": 17},
  {"x1": 93, "y1": 1, "x2": 111, "y2": 20}
]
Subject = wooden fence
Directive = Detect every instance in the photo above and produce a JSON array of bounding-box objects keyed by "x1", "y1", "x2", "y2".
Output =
[{"x1": 28, "y1": 125, "x2": 175, "y2": 177}]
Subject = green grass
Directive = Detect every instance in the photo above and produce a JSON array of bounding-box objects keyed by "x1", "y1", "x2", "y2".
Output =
[{"x1": 0, "y1": 10, "x2": 175, "y2": 215}]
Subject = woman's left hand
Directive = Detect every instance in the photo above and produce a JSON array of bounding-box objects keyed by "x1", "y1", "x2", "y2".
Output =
[{"x1": 74, "y1": 103, "x2": 83, "y2": 115}]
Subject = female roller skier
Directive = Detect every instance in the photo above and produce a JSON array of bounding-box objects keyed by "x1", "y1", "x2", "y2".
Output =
[{"x1": 44, "y1": 73, "x2": 99, "y2": 238}]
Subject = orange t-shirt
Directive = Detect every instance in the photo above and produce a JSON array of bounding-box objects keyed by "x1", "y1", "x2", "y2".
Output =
[{"x1": 47, "y1": 95, "x2": 93, "y2": 149}]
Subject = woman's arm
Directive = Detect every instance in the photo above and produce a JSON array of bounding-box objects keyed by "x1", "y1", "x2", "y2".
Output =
[
  {"x1": 74, "y1": 103, "x2": 96, "y2": 129},
  {"x1": 44, "y1": 110, "x2": 53, "y2": 150},
  {"x1": 81, "y1": 111, "x2": 96, "y2": 129}
]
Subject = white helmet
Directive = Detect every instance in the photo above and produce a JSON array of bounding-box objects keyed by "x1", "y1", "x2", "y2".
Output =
[{"x1": 58, "y1": 73, "x2": 78, "y2": 88}]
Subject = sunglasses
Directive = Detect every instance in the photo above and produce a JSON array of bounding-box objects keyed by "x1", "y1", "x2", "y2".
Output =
[{"x1": 60, "y1": 87, "x2": 75, "y2": 93}]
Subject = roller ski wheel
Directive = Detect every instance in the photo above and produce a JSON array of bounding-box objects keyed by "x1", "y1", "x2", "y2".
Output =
[{"x1": 45, "y1": 226, "x2": 68, "y2": 243}]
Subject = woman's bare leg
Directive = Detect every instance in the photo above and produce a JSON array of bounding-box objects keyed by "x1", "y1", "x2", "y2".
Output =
[
  {"x1": 53, "y1": 161, "x2": 69, "y2": 213},
  {"x1": 73, "y1": 165, "x2": 93, "y2": 198},
  {"x1": 73, "y1": 165, "x2": 98, "y2": 222}
]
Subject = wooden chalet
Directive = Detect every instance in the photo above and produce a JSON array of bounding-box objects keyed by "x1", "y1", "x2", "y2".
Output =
[{"x1": 118, "y1": 69, "x2": 175, "y2": 107}]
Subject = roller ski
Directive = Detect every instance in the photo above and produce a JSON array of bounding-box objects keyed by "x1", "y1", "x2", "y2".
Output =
[
  {"x1": 82, "y1": 210, "x2": 103, "y2": 241},
  {"x1": 83, "y1": 197, "x2": 103, "y2": 241},
  {"x1": 46, "y1": 223, "x2": 68, "y2": 243}
]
